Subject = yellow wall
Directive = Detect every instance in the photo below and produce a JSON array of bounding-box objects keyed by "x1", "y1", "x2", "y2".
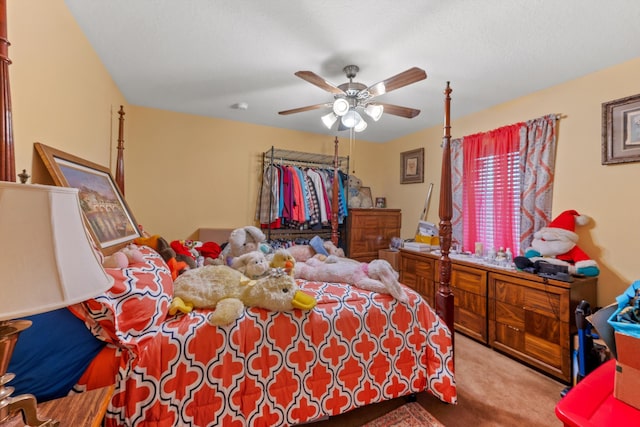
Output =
[
  {"x1": 9, "y1": 0, "x2": 127, "y2": 179},
  {"x1": 384, "y1": 58, "x2": 640, "y2": 306},
  {"x1": 8, "y1": 0, "x2": 640, "y2": 306},
  {"x1": 124, "y1": 107, "x2": 357, "y2": 238}
]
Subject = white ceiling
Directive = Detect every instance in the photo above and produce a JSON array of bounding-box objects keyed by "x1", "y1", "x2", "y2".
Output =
[{"x1": 64, "y1": 0, "x2": 640, "y2": 143}]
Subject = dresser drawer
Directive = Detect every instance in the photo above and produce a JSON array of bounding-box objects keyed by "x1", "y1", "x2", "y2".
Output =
[
  {"x1": 451, "y1": 264, "x2": 487, "y2": 296},
  {"x1": 493, "y1": 276, "x2": 563, "y2": 318}
]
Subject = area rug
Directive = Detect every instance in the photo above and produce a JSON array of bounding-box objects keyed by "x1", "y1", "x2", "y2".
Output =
[{"x1": 363, "y1": 402, "x2": 445, "y2": 427}]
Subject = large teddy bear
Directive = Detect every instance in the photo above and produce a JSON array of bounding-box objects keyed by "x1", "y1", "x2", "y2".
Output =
[
  {"x1": 170, "y1": 265, "x2": 316, "y2": 325},
  {"x1": 347, "y1": 175, "x2": 373, "y2": 209},
  {"x1": 514, "y1": 209, "x2": 599, "y2": 277},
  {"x1": 294, "y1": 256, "x2": 408, "y2": 303}
]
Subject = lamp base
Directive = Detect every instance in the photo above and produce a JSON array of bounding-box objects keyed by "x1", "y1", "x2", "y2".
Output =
[{"x1": 0, "y1": 320, "x2": 59, "y2": 426}]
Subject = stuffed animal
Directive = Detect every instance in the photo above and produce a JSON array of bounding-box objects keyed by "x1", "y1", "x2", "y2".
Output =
[
  {"x1": 269, "y1": 248, "x2": 296, "y2": 276},
  {"x1": 134, "y1": 235, "x2": 190, "y2": 279},
  {"x1": 230, "y1": 251, "x2": 270, "y2": 279},
  {"x1": 294, "y1": 256, "x2": 408, "y2": 302},
  {"x1": 169, "y1": 265, "x2": 317, "y2": 326},
  {"x1": 103, "y1": 244, "x2": 144, "y2": 268},
  {"x1": 514, "y1": 210, "x2": 599, "y2": 277},
  {"x1": 286, "y1": 236, "x2": 346, "y2": 263},
  {"x1": 347, "y1": 175, "x2": 373, "y2": 209},
  {"x1": 219, "y1": 226, "x2": 271, "y2": 266}
]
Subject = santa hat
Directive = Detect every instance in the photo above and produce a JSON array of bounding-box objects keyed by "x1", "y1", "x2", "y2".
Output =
[{"x1": 548, "y1": 210, "x2": 589, "y2": 232}]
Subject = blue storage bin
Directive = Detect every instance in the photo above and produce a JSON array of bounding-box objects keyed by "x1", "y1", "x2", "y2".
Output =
[{"x1": 608, "y1": 280, "x2": 640, "y2": 338}]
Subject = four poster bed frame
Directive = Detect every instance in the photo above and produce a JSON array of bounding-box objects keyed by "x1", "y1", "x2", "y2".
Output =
[
  {"x1": 0, "y1": 0, "x2": 454, "y2": 349},
  {"x1": 112, "y1": 85, "x2": 456, "y2": 340},
  {"x1": 0, "y1": 3, "x2": 455, "y2": 424}
]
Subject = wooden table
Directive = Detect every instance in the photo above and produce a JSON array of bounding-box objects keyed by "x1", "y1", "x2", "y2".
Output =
[{"x1": 3, "y1": 385, "x2": 114, "y2": 427}]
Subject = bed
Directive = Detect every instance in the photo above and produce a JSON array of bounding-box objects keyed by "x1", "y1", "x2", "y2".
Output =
[
  {"x1": 0, "y1": 5, "x2": 456, "y2": 424},
  {"x1": 67, "y1": 245, "x2": 456, "y2": 426}
]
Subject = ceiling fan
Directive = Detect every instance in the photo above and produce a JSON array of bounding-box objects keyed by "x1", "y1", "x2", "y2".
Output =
[{"x1": 278, "y1": 65, "x2": 427, "y2": 132}]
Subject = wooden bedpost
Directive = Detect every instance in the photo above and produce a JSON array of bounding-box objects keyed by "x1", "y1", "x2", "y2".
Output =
[
  {"x1": 0, "y1": 0, "x2": 15, "y2": 182},
  {"x1": 437, "y1": 82, "x2": 455, "y2": 347},
  {"x1": 331, "y1": 136, "x2": 339, "y2": 246},
  {"x1": 116, "y1": 105, "x2": 125, "y2": 195}
]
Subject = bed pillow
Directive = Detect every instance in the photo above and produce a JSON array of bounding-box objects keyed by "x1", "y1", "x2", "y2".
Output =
[
  {"x1": 7, "y1": 308, "x2": 106, "y2": 402},
  {"x1": 69, "y1": 246, "x2": 173, "y2": 350}
]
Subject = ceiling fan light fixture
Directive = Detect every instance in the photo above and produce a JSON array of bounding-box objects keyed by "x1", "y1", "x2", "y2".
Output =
[
  {"x1": 364, "y1": 104, "x2": 384, "y2": 121},
  {"x1": 354, "y1": 118, "x2": 368, "y2": 132},
  {"x1": 332, "y1": 98, "x2": 350, "y2": 116},
  {"x1": 321, "y1": 112, "x2": 338, "y2": 129},
  {"x1": 341, "y1": 109, "x2": 363, "y2": 129}
]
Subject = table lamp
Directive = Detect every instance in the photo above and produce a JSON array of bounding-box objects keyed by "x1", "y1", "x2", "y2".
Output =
[{"x1": 0, "y1": 181, "x2": 114, "y2": 426}]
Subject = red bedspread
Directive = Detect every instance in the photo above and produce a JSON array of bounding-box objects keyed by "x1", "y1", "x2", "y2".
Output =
[{"x1": 106, "y1": 282, "x2": 455, "y2": 426}]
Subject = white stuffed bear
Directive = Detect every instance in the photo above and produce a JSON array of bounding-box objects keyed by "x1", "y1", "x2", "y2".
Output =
[
  {"x1": 170, "y1": 265, "x2": 316, "y2": 325},
  {"x1": 294, "y1": 256, "x2": 408, "y2": 303},
  {"x1": 347, "y1": 175, "x2": 373, "y2": 209},
  {"x1": 230, "y1": 250, "x2": 270, "y2": 279},
  {"x1": 219, "y1": 225, "x2": 271, "y2": 266}
]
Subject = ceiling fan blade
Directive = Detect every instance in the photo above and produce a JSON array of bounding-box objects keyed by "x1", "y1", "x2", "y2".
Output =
[
  {"x1": 295, "y1": 71, "x2": 345, "y2": 95},
  {"x1": 278, "y1": 103, "x2": 331, "y2": 115},
  {"x1": 373, "y1": 102, "x2": 421, "y2": 119},
  {"x1": 366, "y1": 67, "x2": 427, "y2": 98}
]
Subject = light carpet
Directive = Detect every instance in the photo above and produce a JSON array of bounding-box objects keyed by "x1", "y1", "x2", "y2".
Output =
[{"x1": 363, "y1": 402, "x2": 445, "y2": 427}]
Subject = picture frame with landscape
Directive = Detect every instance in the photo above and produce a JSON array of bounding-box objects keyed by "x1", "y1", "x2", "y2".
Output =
[
  {"x1": 602, "y1": 93, "x2": 640, "y2": 165},
  {"x1": 34, "y1": 143, "x2": 141, "y2": 254}
]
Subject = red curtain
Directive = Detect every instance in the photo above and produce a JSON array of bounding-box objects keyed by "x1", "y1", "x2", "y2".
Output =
[{"x1": 462, "y1": 123, "x2": 523, "y2": 254}]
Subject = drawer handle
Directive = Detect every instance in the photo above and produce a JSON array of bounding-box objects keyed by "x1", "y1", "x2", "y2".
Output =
[{"x1": 507, "y1": 324, "x2": 521, "y2": 332}]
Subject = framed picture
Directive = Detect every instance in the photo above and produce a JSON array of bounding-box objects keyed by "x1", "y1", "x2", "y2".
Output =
[
  {"x1": 359, "y1": 186, "x2": 373, "y2": 208},
  {"x1": 602, "y1": 93, "x2": 640, "y2": 165},
  {"x1": 34, "y1": 143, "x2": 141, "y2": 254},
  {"x1": 400, "y1": 148, "x2": 424, "y2": 184},
  {"x1": 375, "y1": 197, "x2": 386, "y2": 208}
]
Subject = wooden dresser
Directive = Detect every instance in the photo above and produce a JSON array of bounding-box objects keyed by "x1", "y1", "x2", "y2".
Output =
[
  {"x1": 399, "y1": 249, "x2": 597, "y2": 383},
  {"x1": 346, "y1": 208, "x2": 401, "y2": 262}
]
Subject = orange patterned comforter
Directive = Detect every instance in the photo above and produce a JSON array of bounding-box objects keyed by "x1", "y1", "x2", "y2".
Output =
[{"x1": 74, "y1": 248, "x2": 456, "y2": 426}]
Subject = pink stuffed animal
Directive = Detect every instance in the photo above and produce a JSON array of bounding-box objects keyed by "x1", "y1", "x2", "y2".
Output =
[
  {"x1": 103, "y1": 244, "x2": 144, "y2": 269},
  {"x1": 294, "y1": 256, "x2": 408, "y2": 303}
]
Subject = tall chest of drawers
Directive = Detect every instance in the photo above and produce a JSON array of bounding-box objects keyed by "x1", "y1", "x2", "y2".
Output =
[{"x1": 346, "y1": 208, "x2": 401, "y2": 262}]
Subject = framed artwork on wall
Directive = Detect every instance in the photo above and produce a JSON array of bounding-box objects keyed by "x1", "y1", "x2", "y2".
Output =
[
  {"x1": 34, "y1": 143, "x2": 141, "y2": 254},
  {"x1": 400, "y1": 148, "x2": 424, "y2": 184},
  {"x1": 602, "y1": 93, "x2": 640, "y2": 165},
  {"x1": 359, "y1": 186, "x2": 373, "y2": 208}
]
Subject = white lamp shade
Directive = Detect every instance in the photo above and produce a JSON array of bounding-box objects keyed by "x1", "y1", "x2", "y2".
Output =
[
  {"x1": 332, "y1": 98, "x2": 350, "y2": 116},
  {"x1": 321, "y1": 112, "x2": 338, "y2": 129},
  {"x1": 341, "y1": 109, "x2": 363, "y2": 128},
  {"x1": 354, "y1": 118, "x2": 368, "y2": 132},
  {"x1": 0, "y1": 182, "x2": 114, "y2": 321},
  {"x1": 364, "y1": 104, "x2": 384, "y2": 121}
]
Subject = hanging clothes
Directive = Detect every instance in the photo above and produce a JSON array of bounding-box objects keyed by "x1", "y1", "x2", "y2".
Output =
[{"x1": 259, "y1": 162, "x2": 347, "y2": 229}]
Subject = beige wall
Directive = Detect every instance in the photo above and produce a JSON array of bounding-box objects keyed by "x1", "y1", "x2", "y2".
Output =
[
  {"x1": 124, "y1": 107, "x2": 356, "y2": 239},
  {"x1": 9, "y1": 0, "x2": 127, "y2": 180},
  {"x1": 9, "y1": 1, "x2": 640, "y2": 306},
  {"x1": 381, "y1": 58, "x2": 640, "y2": 306}
]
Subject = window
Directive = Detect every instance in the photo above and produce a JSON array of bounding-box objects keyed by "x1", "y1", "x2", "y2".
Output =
[
  {"x1": 461, "y1": 123, "x2": 522, "y2": 255},
  {"x1": 451, "y1": 115, "x2": 557, "y2": 257}
]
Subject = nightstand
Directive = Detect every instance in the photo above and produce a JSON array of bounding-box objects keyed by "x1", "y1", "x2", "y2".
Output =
[{"x1": 3, "y1": 385, "x2": 114, "y2": 427}]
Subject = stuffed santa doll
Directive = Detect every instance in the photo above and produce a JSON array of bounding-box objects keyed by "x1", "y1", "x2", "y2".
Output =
[{"x1": 517, "y1": 209, "x2": 599, "y2": 277}]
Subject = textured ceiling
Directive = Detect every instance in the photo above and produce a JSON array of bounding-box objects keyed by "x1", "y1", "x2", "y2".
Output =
[{"x1": 65, "y1": 0, "x2": 640, "y2": 143}]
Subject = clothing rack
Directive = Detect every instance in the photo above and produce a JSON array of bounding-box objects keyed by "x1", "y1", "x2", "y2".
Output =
[
  {"x1": 266, "y1": 148, "x2": 349, "y2": 172},
  {"x1": 259, "y1": 141, "x2": 349, "y2": 246}
]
